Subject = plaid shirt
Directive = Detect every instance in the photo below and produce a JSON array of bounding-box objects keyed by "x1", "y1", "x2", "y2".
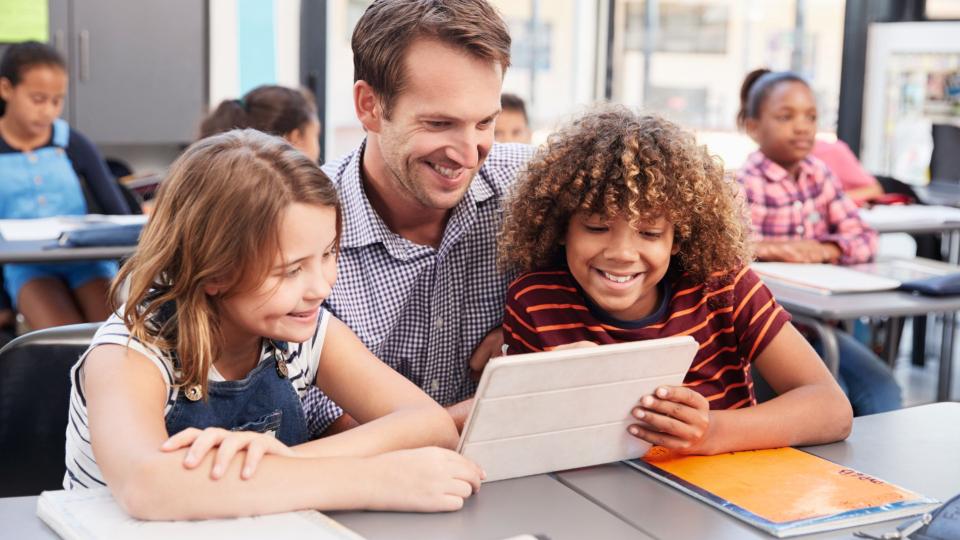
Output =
[
  {"x1": 302, "y1": 140, "x2": 533, "y2": 435},
  {"x1": 737, "y1": 151, "x2": 877, "y2": 265}
]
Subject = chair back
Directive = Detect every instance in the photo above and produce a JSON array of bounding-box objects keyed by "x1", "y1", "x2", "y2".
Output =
[{"x1": 0, "y1": 323, "x2": 100, "y2": 496}]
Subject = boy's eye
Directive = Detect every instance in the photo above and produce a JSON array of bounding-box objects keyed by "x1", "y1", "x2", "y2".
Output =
[
  {"x1": 584, "y1": 224, "x2": 608, "y2": 232},
  {"x1": 640, "y1": 231, "x2": 662, "y2": 239}
]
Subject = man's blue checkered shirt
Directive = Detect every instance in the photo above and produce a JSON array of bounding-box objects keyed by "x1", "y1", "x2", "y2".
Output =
[{"x1": 302, "y1": 140, "x2": 534, "y2": 436}]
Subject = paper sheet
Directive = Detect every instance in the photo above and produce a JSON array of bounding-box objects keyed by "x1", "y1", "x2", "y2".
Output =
[{"x1": 0, "y1": 0, "x2": 49, "y2": 42}]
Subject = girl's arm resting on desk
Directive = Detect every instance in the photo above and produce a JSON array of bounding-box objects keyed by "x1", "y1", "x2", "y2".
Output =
[
  {"x1": 85, "y1": 344, "x2": 481, "y2": 520},
  {"x1": 632, "y1": 323, "x2": 852, "y2": 455},
  {"x1": 295, "y1": 316, "x2": 461, "y2": 457}
]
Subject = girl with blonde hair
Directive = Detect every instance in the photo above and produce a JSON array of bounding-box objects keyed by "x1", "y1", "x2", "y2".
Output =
[{"x1": 64, "y1": 129, "x2": 482, "y2": 519}]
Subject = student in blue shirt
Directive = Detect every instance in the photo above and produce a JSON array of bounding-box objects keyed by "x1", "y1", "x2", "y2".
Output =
[{"x1": 0, "y1": 41, "x2": 130, "y2": 329}]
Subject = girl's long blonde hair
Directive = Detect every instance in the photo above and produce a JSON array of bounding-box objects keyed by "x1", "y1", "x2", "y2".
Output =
[{"x1": 111, "y1": 129, "x2": 341, "y2": 398}]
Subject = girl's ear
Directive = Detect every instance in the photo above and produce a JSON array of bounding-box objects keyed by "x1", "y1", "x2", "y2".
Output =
[
  {"x1": 744, "y1": 117, "x2": 761, "y2": 143},
  {"x1": 203, "y1": 281, "x2": 224, "y2": 297},
  {"x1": 354, "y1": 80, "x2": 382, "y2": 133},
  {"x1": 0, "y1": 77, "x2": 13, "y2": 100}
]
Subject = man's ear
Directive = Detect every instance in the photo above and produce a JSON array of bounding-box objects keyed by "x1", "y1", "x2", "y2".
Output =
[
  {"x1": 354, "y1": 80, "x2": 382, "y2": 133},
  {"x1": 0, "y1": 78, "x2": 13, "y2": 101}
]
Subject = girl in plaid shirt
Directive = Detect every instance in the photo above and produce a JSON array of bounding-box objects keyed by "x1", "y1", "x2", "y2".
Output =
[{"x1": 735, "y1": 68, "x2": 901, "y2": 416}]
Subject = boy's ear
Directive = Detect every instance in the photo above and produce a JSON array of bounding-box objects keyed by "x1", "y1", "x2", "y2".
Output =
[{"x1": 354, "y1": 80, "x2": 383, "y2": 133}]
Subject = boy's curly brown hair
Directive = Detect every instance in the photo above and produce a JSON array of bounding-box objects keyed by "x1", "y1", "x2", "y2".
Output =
[{"x1": 499, "y1": 104, "x2": 751, "y2": 283}]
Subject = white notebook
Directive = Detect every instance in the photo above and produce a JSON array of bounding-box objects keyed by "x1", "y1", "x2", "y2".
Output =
[
  {"x1": 37, "y1": 488, "x2": 364, "y2": 540},
  {"x1": 458, "y1": 337, "x2": 698, "y2": 482},
  {"x1": 751, "y1": 262, "x2": 902, "y2": 294}
]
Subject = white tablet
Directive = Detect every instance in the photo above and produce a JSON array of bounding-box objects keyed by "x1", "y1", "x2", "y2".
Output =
[{"x1": 457, "y1": 336, "x2": 698, "y2": 482}]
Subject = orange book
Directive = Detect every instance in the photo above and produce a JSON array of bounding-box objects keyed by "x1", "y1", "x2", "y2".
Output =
[{"x1": 628, "y1": 447, "x2": 939, "y2": 537}]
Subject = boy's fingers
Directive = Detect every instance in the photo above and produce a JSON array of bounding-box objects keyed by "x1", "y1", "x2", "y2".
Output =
[{"x1": 628, "y1": 424, "x2": 691, "y2": 450}]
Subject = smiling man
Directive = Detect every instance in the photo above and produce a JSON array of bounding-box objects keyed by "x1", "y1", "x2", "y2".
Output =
[{"x1": 303, "y1": 0, "x2": 533, "y2": 434}]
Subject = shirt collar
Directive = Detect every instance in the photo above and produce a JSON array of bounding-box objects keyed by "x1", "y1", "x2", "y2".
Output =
[
  {"x1": 337, "y1": 138, "x2": 496, "y2": 251},
  {"x1": 748, "y1": 150, "x2": 817, "y2": 184}
]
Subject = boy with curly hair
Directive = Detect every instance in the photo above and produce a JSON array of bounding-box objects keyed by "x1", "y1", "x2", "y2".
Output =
[{"x1": 500, "y1": 105, "x2": 852, "y2": 455}]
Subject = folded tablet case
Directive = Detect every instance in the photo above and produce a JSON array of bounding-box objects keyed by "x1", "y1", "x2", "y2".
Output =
[
  {"x1": 898, "y1": 273, "x2": 960, "y2": 296},
  {"x1": 54, "y1": 223, "x2": 143, "y2": 248},
  {"x1": 458, "y1": 336, "x2": 698, "y2": 482}
]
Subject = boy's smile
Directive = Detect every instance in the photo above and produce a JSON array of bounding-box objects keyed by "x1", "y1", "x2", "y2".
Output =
[{"x1": 565, "y1": 213, "x2": 678, "y2": 321}]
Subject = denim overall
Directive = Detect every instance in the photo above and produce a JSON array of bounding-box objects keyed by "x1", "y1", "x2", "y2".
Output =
[
  {"x1": 0, "y1": 119, "x2": 117, "y2": 304},
  {"x1": 164, "y1": 340, "x2": 310, "y2": 446}
]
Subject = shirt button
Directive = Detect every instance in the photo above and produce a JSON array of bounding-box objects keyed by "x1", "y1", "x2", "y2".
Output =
[
  {"x1": 27, "y1": 153, "x2": 38, "y2": 163},
  {"x1": 793, "y1": 201, "x2": 803, "y2": 209},
  {"x1": 34, "y1": 176, "x2": 43, "y2": 186},
  {"x1": 435, "y1": 317, "x2": 444, "y2": 329},
  {"x1": 430, "y1": 379, "x2": 440, "y2": 393},
  {"x1": 37, "y1": 195, "x2": 47, "y2": 205},
  {"x1": 795, "y1": 225, "x2": 804, "y2": 234}
]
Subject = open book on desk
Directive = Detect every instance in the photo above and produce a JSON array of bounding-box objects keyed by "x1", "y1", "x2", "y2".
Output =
[
  {"x1": 751, "y1": 262, "x2": 902, "y2": 294},
  {"x1": 627, "y1": 447, "x2": 939, "y2": 538},
  {"x1": 37, "y1": 488, "x2": 365, "y2": 540}
]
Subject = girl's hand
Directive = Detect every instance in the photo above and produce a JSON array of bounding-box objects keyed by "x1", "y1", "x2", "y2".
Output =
[
  {"x1": 365, "y1": 447, "x2": 485, "y2": 512},
  {"x1": 161, "y1": 427, "x2": 296, "y2": 480},
  {"x1": 628, "y1": 386, "x2": 713, "y2": 455}
]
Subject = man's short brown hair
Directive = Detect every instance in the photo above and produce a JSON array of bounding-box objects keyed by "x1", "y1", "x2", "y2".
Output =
[{"x1": 352, "y1": 0, "x2": 511, "y2": 118}]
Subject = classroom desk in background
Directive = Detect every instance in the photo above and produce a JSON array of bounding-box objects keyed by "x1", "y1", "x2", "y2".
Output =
[
  {"x1": 5, "y1": 403, "x2": 958, "y2": 540},
  {"x1": 554, "y1": 402, "x2": 960, "y2": 540},
  {"x1": 764, "y1": 258, "x2": 960, "y2": 402},
  {"x1": 0, "y1": 239, "x2": 134, "y2": 264},
  {"x1": 914, "y1": 180, "x2": 960, "y2": 209}
]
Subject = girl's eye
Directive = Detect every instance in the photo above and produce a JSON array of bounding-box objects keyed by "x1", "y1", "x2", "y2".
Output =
[
  {"x1": 321, "y1": 250, "x2": 335, "y2": 260},
  {"x1": 285, "y1": 267, "x2": 303, "y2": 277}
]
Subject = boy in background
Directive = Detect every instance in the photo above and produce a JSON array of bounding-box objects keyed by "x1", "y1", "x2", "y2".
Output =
[{"x1": 496, "y1": 93, "x2": 532, "y2": 144}]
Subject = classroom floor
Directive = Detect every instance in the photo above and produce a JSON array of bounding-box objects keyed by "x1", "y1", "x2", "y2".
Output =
[{"x1": 893, "y1": 318, "x2": 960, "y2": 406}]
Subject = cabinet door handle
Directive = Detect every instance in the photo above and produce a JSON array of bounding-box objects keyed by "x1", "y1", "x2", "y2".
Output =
[
  {"x1": 79, "y1": 30, "x2": 90, "y2": 82},
  {"x1": 54, "y1": 30, "x2": 66, "y2": 58}
]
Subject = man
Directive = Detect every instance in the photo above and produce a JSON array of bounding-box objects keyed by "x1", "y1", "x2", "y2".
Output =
[{"x1": 305, "y1": 0, "x2": 533, "y2": 435}]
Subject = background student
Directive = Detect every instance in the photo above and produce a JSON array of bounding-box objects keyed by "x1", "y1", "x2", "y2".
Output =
[
  {"x1": 500, "y1": 106, "x2": 852, "y2": 454},
  {"x1": 66, "y1": 130, "x2": 482, "y2": 520},
  {"x1": 199, "y1": 84, "x2": 321, "y2": 162},
  {"x1": 811, "y1": 138, "x2": 884, "y2": 205},
  {"x1": 0, "y1": 41, "x2": 131, "y2": 330},
  {"x1": 735, "y1": 68, "x2": 902, "y2": 416},
  {"x1": 495, "y1": 93, "x2": 532, "y2": 144}
]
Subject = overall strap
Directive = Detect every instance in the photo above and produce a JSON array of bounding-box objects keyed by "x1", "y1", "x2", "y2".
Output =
[{"x1": 51, "y1": 118, "x2": 70, "y2": 148}]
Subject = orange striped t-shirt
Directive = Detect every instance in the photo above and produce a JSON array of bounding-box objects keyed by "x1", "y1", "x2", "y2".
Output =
[{"x1": 503, "y1": 266, "x2": 791, "y2": 410}]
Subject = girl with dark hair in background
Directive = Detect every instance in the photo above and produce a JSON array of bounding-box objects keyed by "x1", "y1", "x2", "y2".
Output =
[
  {"x1": 199, "y1": 85, "x2": 321, "y2": 162},
  {"x1": 735, "y1": 68, "x2": 902, "y2": 416},
  {"x1": 0, "y1": 41, "x2": 130, "y2": 330}
]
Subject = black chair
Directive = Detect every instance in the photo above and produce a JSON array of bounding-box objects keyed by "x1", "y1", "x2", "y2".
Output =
[
  {"x1": 931, "y1": 124, "x2": 960, "y2": 182},
  {"x1": 0, "y1": 323, "x2": 100, "y2": 497}
]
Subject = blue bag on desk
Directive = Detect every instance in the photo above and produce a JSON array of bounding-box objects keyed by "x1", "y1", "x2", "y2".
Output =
[
  {"x1": 898, "y1": 273, "x2": 960, "y2": 296},
  {"x1": 54, "y1": 223, "x2": 143, "y2": 247}
]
